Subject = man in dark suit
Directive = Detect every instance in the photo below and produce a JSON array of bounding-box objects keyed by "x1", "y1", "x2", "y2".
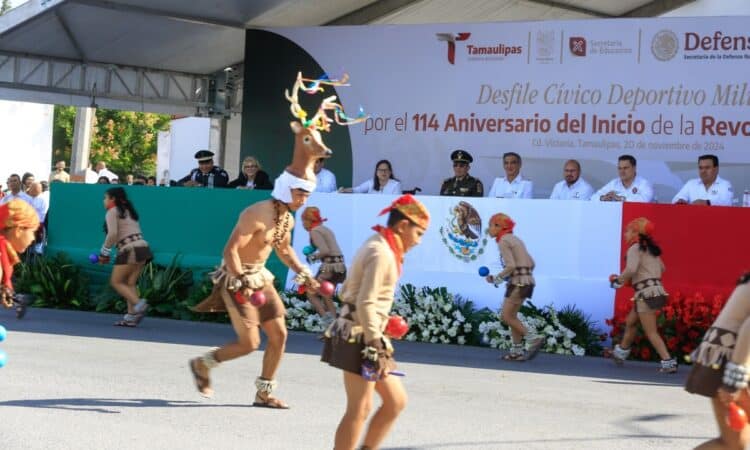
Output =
[
  {"x1": 178, "y1": 150, "x2": 230, "y2": 188},
  {"x1": 440, "y1": 149, "x2": 483, "y2": 197}
]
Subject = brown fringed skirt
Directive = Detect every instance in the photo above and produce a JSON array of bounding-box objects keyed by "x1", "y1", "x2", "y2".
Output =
[
  {"x1": 685, "y1": 327, "x2": 737, "y2": 397},
  {"x1": 320, "y1": 304, "x2": 396, "y2": 375}
]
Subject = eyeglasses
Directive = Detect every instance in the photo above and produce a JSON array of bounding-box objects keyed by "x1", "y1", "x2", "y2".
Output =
[
  {"x1": 376, "y1": 168, "x2": 391, "y2": 173},
  {"x1": 244, "y1": 165, "x2": 258, "y2": 169}
]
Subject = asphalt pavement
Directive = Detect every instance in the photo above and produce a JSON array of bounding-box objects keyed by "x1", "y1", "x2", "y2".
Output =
[{"x1": 0, "y1": 307, "x2": 716, "y2": 449}]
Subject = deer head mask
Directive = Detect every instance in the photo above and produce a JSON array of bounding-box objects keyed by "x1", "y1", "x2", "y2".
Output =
[{"x1": 283, "y1": 72, "x2": 367, "y2": 183}]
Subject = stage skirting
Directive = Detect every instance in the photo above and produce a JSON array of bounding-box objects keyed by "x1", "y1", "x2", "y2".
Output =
[{"x1": 290, "y1": 193, "x2": 750, "y2": 328}]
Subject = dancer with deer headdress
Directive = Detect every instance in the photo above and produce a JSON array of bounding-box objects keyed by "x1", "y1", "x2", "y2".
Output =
[{"x1": 189, "y1": 72, "x2": 365, "y2": 408}]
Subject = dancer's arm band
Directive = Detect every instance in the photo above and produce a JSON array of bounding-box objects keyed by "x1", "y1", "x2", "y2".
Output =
[
  {"x1": 293, "y1": 266, "x2": 314, "y2": 285},
  {"x1": 722, "y1": 362, "x2": 750, "y2": 391}
]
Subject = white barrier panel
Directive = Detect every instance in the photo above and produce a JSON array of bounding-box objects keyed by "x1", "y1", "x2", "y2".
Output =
[
  {"x1": 270, "y1": 17, "x2": 750, "y2": 202},
  {"x1": 290, "y1": 194, "x2": 622, "y2": 327},
  {"x1": 0, "y1": 100, "x2": 53, "y2": 184}
]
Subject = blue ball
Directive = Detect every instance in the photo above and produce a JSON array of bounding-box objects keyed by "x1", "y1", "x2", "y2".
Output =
[
  {"x1": 0, "y1": 325, "x2": 5, "y2": 342},
  {"x1": 303, "y1": 245, "x2": 316, "y2": 256},
  {"x1": 88, "y1": 253, "x2": 99, "y2": 264},
  {"x1": 0, "y1": 349, "x2": 6, "y2": 368},
  {"x1": 478, "y1": 266, "x2": 490, "y2": 277}
]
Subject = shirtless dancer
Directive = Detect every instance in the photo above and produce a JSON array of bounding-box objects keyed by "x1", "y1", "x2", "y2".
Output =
[{"x1": 189, "y1": 175, "x2": 319, "y2": 408}]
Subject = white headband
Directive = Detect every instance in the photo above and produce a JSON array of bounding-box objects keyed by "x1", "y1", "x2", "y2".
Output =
[{"x1": 271, "y1": 170, "x2": 316, "y2": 203}]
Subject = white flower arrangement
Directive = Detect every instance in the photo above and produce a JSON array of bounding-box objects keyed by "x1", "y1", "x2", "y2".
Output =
[
  {"x1": 393, "y1": 285, "x2": 473, "y2": 345},
  {"x1": 280, "y1": 291, "x2": 327, "y2": 333},
  {"x1": 478, "y1": 304, "x2": 586, "y2": 356},
  {"x1": 278, "y1": 285, "x2": 595, "y2": 357}
]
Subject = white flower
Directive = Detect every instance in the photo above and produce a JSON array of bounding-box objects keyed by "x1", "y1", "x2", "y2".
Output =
[
  {"x1": 457, "y1": 336, "x2": 466, "y2": 345},
  {"x1": 463, "y1": 323, "x2": 473, "y2": 333},
  {"x1": 430, "y1": 336, "x2": 439, "y2": 343},
  {"x1": 447, "y1": 327, "x2": 457, "y2": 337},
  {"x1": 572, "y1": 344, "x2": 585, "y2": 356},
  {"x1": 547, "y1": 337, "x2": 557, "y2": 346}
]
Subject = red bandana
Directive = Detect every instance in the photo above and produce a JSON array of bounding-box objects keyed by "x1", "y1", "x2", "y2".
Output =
[
  {"x1": 625, "y1": 217, "x2": 655, "y2": 245},
  {"x1": 372, "y1": 225, "x2": 404, "y2": 275},
  {"x1": 0, "y1": 236, "x2": 19, "y2": 290},
  {"x1": 489, "y1": 213, "x2": 515, "y2": 243},
  {"x1": 302, "y1": 207, "x2": 327, "y2": 229}
]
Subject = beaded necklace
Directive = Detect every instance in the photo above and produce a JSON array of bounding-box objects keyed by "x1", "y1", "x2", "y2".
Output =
[{"x1": 272, "y1": 200, "x2": 291, "y2": 248}]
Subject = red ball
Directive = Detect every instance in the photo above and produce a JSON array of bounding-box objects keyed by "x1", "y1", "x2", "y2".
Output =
[
  {"x1": 233, "y1": 291, "x2": 248, "y2": 305},
  {"x1": 319, "y1": 281, "x2": 335, "y2": 297},
  {"x1": 297, "y1": 285, "x2": 307, "y2": 295},
  {"x1": 727, "y1": 402, "x2": 748, "y2": 432},
  {"x1": 385, "y1": 315, "x2": 409, "y2": 339},
  {"x1": 250, "y1": 290, "x2": 267, "y2": 307}
]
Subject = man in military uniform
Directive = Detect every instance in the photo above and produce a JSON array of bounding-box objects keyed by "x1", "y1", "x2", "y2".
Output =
[
  {"x1": 439, "y1": 149, "x2": 483, "y2": 197},
  {"x1": 178, "y1": 150, "x2": 230, "y2": 188}
]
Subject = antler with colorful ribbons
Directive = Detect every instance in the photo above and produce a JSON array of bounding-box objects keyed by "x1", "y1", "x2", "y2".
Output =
[{"x1": 285, "y1": 72, "x2": 368, "y2": 132}]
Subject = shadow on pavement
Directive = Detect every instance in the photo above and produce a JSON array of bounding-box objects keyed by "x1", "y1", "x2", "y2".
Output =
[
  {"x1": 0, "y1": 397, "x2": 252, "y2": 414},
  {"x1": 382, "y1": 432, "x2": 712, "y2": 449},
  {"x1": 1, "y1": 308, "x2": 689, "y2": 387}
]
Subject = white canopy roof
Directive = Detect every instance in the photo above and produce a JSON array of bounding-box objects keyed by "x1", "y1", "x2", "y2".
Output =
[{"x1": 0, "y1": 0, "x2": 695, "y2": 112}]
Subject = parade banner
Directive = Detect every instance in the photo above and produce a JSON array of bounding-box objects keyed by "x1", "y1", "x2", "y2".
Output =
[
  {"x1": 290, "y1": 194, "x2": 622, "y2": 327},
  {"x1": 260, "y1": 17, "x2": 750, "y2": 201}
]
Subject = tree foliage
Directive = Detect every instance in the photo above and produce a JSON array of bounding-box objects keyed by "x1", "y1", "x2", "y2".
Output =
[
  {"x1": 0, "y1": 0, "x2": 11, "y2": 15},
  {"x1": 52, "y1": 106, "x2": 76, "y2": 165},
  {"x1": 52, "y1": 106, "x2": 171, "y2": 178}
]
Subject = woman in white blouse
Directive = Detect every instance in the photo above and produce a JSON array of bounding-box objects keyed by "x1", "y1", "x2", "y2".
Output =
[{"x1": 339, "y1": 160, "x2": 402, "y2": 194}]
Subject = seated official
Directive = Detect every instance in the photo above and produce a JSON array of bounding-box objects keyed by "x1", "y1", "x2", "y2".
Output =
[
  {"x1": 228, "y1": 156, "x2": 273, "y2": 190},
  {"x1": 592, "y1": 154, "x2": 653, "y2": 202},
  {"x1": 672, "y1": 154, "x2": 733, "y2": 206},
  {"x1": 487, "y1": 152, "x2": 533, "y2": 199},
  {"x1": 178, "y1": 150, "x2": 230, "y2": 188},
  {"x1": 440, "y1": 149, "x2": 483, "y2": 197},
  {"x1": 339, "y1": 159, "x2": 402, "y2": 194},
  {"x1": 314, "y1": 158, "x2": 338, "y2": 193},
  {"x1": 550, "y1": 160, "x2": 594, "y2": 201}
]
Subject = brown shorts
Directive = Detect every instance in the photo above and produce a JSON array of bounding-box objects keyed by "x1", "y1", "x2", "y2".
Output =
[
  {"x1": 505, "y1": 284, "x2": 534, "y2": 303},
  {"x1": 221, "y1": 286, "x2": 285, "y2": 328},
  {"x1": 317, "y1": 267, "x2": 347, "y2": 285},
  {"x1": 635, "y1": 295, "x2": 667, "y2": 313},
  {"x1": 321, "y1": 337, "x2": 396, "y2": 376},
  {"x1": 114, "y1": 245, "x2": 153, "y2": 265}
]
